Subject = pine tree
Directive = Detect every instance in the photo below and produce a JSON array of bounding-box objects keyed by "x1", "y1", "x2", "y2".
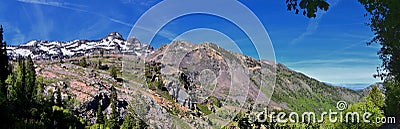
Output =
[
  {"x1": 384, "y1": 79, "x2": 400, "y2": 116},
  {"x1": 0, "y1": 25, "x2": 10, "y2": 95},
  {"x1": 6, "y1": 74, "x2": 16, "y2": 103},
  {"x1": 96, "y1": 99, "x2": 105, "y2": 124},
  {"x1": 25, "y1": 55, "x2": 36, "y2": 104},
  {"x1": 100, "y1": 49, "x2": 104, "y2": 57},
  {"x1": 79, "y1": 57, "x2": 87, "y2": 67},
  {"x1": 59, "y1": 58, "x2": 64, "y2": 64},
  {"x1": 55, "y1": 88, "x2": 63, "y2": 107},
  {"x1": 97, "y1": 59, "x2": 103, "y2": 70},
  {"x1": 15, "y1": 56, "x2": 26, "y2": 106},
  {"x1": 34, "y1": 77, "x2": 44, "y2": 103},
  {"x1": 121, "y1": 112, "x2": 148, "y2": 129},
  {"x1": 366, "y1": 85, "x2": 384, "y2": 108},
  {"x1": 109, "y1": 65, "x2": 117, "y2": 80},
  {"x1": 49, "y1": 89, "x2": 55, "y2": 106},
  {"x1": 108, "y1": 86, "x2": 119, "y2": 129}
]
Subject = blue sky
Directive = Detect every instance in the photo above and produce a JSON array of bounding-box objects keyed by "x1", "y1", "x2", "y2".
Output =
[{"x1": 0, "y1": 0, "x2": 381, "y2": 87}]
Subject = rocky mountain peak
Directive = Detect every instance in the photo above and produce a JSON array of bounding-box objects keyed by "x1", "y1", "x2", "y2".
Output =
[
  {"x1": 7, "y1": 32, "x2": 153, "y2": 60},
  {"x1": 126, "y1": 37, "x2": 141, "y2": 44},
  {"x1": 105, "y1": 32, "x2": 124, "y2": 40}
]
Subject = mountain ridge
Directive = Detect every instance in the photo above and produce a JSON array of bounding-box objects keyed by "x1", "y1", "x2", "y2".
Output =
[
  {"x1": 6, "y1": 32, "x2": 373, "y2": 92},
  {"x1": 7, "y1": 32, "x2": 366, "y2": 127},
  {"x1": 6, "y1": 32, "x2": 153, "y2": 60}
]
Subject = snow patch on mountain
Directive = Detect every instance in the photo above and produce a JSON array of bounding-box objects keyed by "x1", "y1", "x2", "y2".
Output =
[{"x1": 7, "y1": 32, "x2": 153, "y2": 60}]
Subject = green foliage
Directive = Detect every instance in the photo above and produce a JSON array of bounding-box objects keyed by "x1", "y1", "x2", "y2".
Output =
[
  {"x1": 55, "y1": 88, "x2": 63, "y2": 107},
  {"x1": 107, "y1": 86, "x2": 119, "y2": 129},
  {"x1": 100, "y1": 49, "x2": 104, "y2": 57},
  {"x1": 366, "y1": 85, "x2": 384, "y2": 108},
  {"x1": 15, "y1": 56, "x2": 26, "y2": 96},
  {"x1": 272, "y1": 66, "x2": 354, "y2": 116},
  {"x1": 79, "y1": 57, "x2": 88, "y2": 67},
  {"x1": 208, "y1": 96, "x2": 222, "y2": 108},
  {"x1": 121, "y1": 112, "x2": 148, "y2": 129},
  {"x1": 0, "y1": 25, "x2": 10, "y2": 95},
  {"x1": 26, "y1": 56, "x2": 36, "y2": 104},
  {"x1": 96, "y1": 99, "x2": 105, "y2": 124},
  {"x1": 144, "y1": 62, "x2": 183, "y2": 116},
  {"x1": 228, "y1": 83, "x2": 385, "y2": 128},
  {"x1": 197, "y1": 104, "x2": 212, "y2": 115},
  {"x1": 334, "y1": 101, "x2": 384, "y2": 128},
  {"x1": 34, "y1": 76, "x2": 45, "y2": 102},
  {"x1": 357, "y1": 1, "x2": 400, "y2": 124},
  {"x1": 232, "y1": 111, "x2": 252, "y2": 128},
  {"x1": 144, "y1": 62, "x2": 166, "y2": 92},
  {"x1": 286, "y1": 0, "x2": 330, "y2": 18},
  {"x1": 334, "y1": 87, "x2": 385, "y2": 129},
  {"x1": 384, "y1": 79, "x2": 400, "y2": 116},
  {"x1": 0, "y1": 56, "x2": 84, "y2": 128},
  {"x1": 89, "y1": 123, "x2": 106, "y2": 129},
  {"x1": 97, "y1": 59, "x2": 102, "y2": 69},
  {"x1": 6, "y1": 74, "x2": 17, "y2": 102},
  {"x1": 109, "y1": 65, "x2": 118, "y2": 80},
  {"x1": 52, "y1": 106, "x2": 85, "y2": 129},
  {"x1": 0, "y1": 25, "x2": 86, "y2": 128},
  {"x1": 358, "y1": 0, "x2": 400, "y2": 80}
]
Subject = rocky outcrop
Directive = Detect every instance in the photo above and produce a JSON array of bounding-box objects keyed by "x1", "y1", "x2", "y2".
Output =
[
  {"x1": 145, "y1": 41, "x2": 275, "y2": 110},
  {"x1": 77, "y1": 92, "x2": 129, "y2": 124}
]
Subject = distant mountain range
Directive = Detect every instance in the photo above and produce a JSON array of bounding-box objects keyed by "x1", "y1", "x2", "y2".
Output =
[{"x1": 6, "y1": 32, "x2": 153, "y2": 60}]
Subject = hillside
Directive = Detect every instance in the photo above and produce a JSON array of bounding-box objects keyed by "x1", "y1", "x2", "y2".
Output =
[
  {"x1": 142, "y1": 41, "x2": 362, "y2": 121},
  {"x1": 8, "y1": 35, "x2": 364, "y2": 128}
]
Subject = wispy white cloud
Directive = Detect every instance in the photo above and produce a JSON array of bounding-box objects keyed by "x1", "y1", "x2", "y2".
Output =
[
  {"x1": 290, "y1": 14, "x2": 323, "y2": 44},
  {"x1": 290, "y1": 0, "x2": 341, "y2": 45},
  {"x1": 121, "y1": 0, "x2": 158, "y2": 6},
  {"x1": 18, "y1": 0, "x2": 87, "y2": 12},
  {"x1": 0, "y1": 22, "x2": 26, "y2": 44},
  {"x1": 294, "y1": 66, "x2": 380, "y2": 85},
  {"x1": 7, "y1": 4, "x2": 54, "y2": 44},
  {"x1": 366, "y1": 42, "x2": 381, "y2": 49},
  {"x1": 12, "y1": 28, "x2": 26, "y2": 44},
  {"x1": 75, "y1": 19, "x2": 111, "y2": 40},
  {"x1": 128, "y1": 25, "x2": 177, "y2": 44},
  {"x1": 108, "y1": 18, "x2": 133, "y2": 27},
  {"x1": 322, "y1": 41, "x2": 366, "y2": 57},
  {"x1": 32, "y1": 4, "x2": 52, "y2": 39},
  {"x1": 286, "y1": 58, "x2": 378, "y2": 66},
  {"x1": 317, "y1": 35, "x2": 377, "y2": 59},
  {"x1": 120, "y1": 0, "x2": 159, "y2": 12},
  {"x1": 157, "y1": 29, "x2": 176, "y2": 40},
  {"x1": 17, "y1": 0, "x2": 133, "y2": 27},
  {"x1": 342, "y1": 33, "x2": 371, "y2": 39}
]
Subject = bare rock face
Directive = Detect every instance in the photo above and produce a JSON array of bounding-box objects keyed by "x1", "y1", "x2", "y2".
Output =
[
  {"x1": 146, "y1": 41, "x2": 275, "y2": 108},
  {"x1": 75, "y1": 91, "x2": 129, "y2": 124},
  {"x1": 138, "y1": 41, "x2": 277, "y2": 128}
]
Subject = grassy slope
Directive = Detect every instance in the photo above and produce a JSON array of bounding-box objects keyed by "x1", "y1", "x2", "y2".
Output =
[{"x1": 272, "y1": 63, "x2": 362, "y2": 114}]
